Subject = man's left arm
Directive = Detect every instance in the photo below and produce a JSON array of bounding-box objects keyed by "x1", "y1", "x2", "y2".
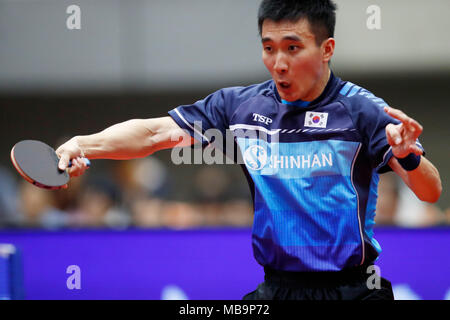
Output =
[{"x1": 385, "y1": 106, "x2": 442, "y2": 203}]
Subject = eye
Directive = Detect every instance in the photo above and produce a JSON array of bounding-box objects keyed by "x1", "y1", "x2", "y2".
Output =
[
  {"x1": 264, "y1": 46, "x2": 273, "y2": 53},
  {"x1": 288, "y1": 45, "x2": 300, "y2": 52}
]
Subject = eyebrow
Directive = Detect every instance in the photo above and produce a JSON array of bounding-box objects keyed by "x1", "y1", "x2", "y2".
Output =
[{"x1": 261, "y1": 35, "x2": 303, "y2": 43}]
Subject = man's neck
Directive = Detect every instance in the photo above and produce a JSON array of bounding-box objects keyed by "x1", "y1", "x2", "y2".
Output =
[{"x1": 304, "y1": 68, "x2": 331, "y2": 102}]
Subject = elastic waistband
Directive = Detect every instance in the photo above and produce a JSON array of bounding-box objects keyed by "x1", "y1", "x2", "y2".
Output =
[{"x1": 264, "y1": 263, "x2": 375, "y2": 288}]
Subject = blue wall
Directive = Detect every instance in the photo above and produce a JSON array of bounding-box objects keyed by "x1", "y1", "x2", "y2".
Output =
[{"x1": 0, "y1": 228, "x2": 449, "y2": 300}]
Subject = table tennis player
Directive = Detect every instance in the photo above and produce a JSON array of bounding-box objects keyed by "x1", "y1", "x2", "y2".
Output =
[{"x1": 56, "y1": 0, "x2": 442, "y2": 300}]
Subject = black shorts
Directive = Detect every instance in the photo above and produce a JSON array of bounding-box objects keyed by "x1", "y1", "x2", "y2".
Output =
[{"x1": 243, "y1": 263, "x2": 394, "y2": 300}]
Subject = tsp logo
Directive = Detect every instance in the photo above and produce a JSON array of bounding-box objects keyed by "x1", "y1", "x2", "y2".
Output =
[{"x1": 244, "y1": 145, "x2": 268, "y2": 170}]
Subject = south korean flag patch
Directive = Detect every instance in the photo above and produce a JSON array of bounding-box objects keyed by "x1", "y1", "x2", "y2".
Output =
[{"x1": 304, "y1": 111, "x2": 328, "y2": 128}]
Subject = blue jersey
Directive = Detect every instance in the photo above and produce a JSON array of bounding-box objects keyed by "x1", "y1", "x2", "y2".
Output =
[{"x1": 168, "y1": 72, "x2": 423, "y2": 272}]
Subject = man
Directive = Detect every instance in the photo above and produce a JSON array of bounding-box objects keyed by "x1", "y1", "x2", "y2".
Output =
[{"x1": 57, "y1": 0, "x2": 442, "y2": 300}]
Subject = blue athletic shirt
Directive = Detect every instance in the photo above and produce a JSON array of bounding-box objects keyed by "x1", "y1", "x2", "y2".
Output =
[{"x1": 168, "y1": 71, "x2": 424, "y2": 272}]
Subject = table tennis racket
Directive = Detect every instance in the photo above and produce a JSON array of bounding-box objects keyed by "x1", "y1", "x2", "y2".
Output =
[{"x1": 10, "y1": 140, "x2": 90, "y2": 190}]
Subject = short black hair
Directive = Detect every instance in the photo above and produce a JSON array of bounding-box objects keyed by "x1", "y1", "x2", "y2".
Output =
[{"x1": 258, "y1": 0, "x2": 337, "y2": 46}]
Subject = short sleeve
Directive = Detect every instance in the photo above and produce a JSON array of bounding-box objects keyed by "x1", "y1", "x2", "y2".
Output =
[
  {"x1": 169, "y1": 89, "x2": 230, "y2": 145},
  {"x1": 168, "y1": 82, "x2": 271, "y2": 146},
  {"x1": 344, "y1": 94, "x2": 425, "y2": 173}
]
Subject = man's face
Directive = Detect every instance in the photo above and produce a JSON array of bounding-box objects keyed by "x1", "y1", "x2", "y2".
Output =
[{"x1": 261, "y1": 18, "x2": 329, "y2": 102}]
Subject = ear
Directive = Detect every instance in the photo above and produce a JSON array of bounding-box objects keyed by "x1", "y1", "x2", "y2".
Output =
[{"x1": 322, "y1": 38, "x2": 335, "y2": 63}]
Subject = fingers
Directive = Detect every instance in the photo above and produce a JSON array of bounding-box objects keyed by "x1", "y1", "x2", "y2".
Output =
[
  {"x1": 56, "y1": 142, "x2": 77, "y2": 171},
  {"x1": 385, "y1": 123, "x2": 402, "y2": 146},
  {"x1": 68, "y1": 157, "x2": 88, "y2": 178},
  {"x1": 58, "y1": 153, "x2": 71, "y2": 171},
  {"x1": 58, "y1": 153, "x2": 89, "y2": 177},
  {"x1": 400, "y1": 143, "x2": 423, "y2": 158},
  {"x1": 55, "y1": 137, "x2": 86, "y2": 173},
  {"x1": 384, "y1": 106, "x2": 408, "y2": 122},
  {"x1": 384, "y1": 106, "x2": 423, "y2": 135},
  {"x1": 408, "y1": 118, "x2": 423, "y2": 135},
  {"x1": 411, "y1": 144, "x2": 424, "y2": 156},
  {"x1": 386, "y1": 123, "x2": 424, "y2": 158}
]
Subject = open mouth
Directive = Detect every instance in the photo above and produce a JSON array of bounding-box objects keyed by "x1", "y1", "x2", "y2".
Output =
[{"x1": 278, "y1": 81, "x2": 291, "y2": 90}]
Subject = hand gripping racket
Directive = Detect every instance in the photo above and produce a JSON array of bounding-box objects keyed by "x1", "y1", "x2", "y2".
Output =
[{"x1": 10, "y1": 140, "x2": 90, "y2": 190}]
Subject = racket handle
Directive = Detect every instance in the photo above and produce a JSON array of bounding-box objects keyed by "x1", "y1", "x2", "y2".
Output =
[{"x1": 68, "y1": 158, "x2": 91, "y2": 168}]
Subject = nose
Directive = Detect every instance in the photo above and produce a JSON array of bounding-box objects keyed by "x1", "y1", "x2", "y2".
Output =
[{"x1": 274, "y1": 52, "x2": 288, "y2": 74}]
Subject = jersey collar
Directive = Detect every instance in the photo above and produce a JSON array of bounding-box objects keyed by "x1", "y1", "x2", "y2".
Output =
[{"x1": 274, "y1": 71, "x2": 338, "y2": 108}]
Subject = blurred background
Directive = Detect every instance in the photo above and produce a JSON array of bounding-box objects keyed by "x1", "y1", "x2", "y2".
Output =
[
  {"x1": 0, "y1": 0, "x2": 449, "y2": 300},
  {"x1": 0, "y1": 0, "x2": 448, "y2": 229}
]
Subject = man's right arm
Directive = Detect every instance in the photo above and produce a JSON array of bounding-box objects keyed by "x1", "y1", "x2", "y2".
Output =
[{"x1": 56, "y1": 116, "x2": 194, "y2": 176}]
